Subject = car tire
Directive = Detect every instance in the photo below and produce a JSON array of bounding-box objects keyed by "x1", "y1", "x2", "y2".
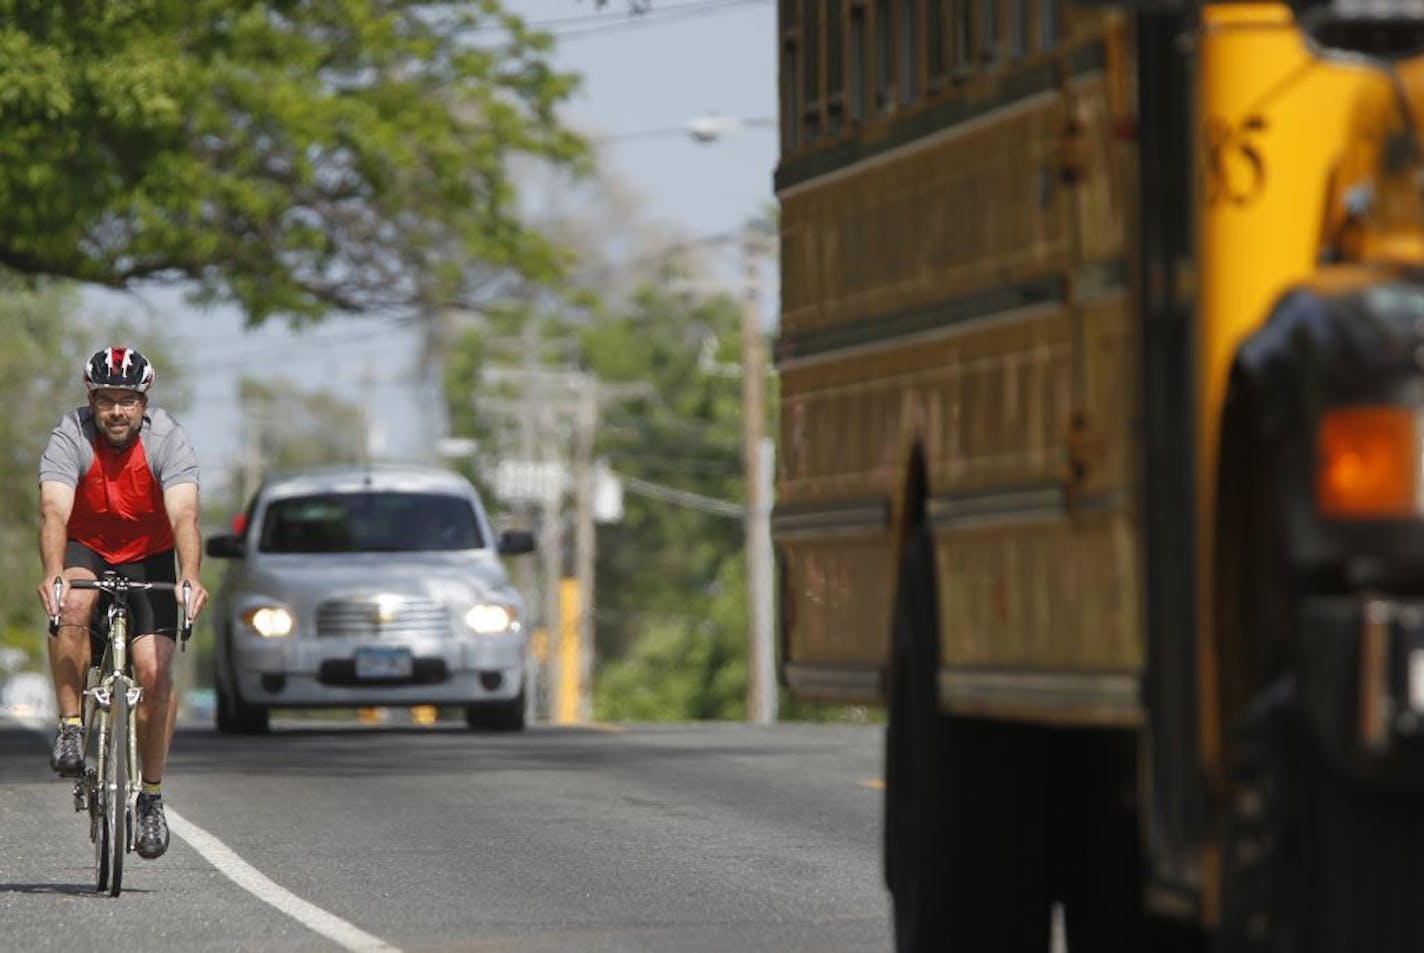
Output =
[
  {"x1": 215, "y1": 681, "x2": 270, "y2": 735},
  {"x1": 465, "y1": 689, "x2": 526, "y2": 732}
]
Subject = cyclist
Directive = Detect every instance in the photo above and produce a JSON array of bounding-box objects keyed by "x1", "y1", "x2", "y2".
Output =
[{"x1": 36, "y1": 346, "x2": 209, "y2": 861}]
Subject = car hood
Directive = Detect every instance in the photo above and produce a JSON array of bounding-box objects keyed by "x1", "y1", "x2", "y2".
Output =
[{"x1": 230, "y1": 551, "x2": 520, "y2": 609}]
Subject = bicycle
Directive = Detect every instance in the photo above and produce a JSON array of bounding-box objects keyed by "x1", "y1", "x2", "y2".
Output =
[{"x1": 49, "y1": 572, "x2": 191, "y2": 896}]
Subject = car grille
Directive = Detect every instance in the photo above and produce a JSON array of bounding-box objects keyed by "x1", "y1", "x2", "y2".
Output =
[{"x1": 315, "y1": 598, "x2": 449, "y2": 639}]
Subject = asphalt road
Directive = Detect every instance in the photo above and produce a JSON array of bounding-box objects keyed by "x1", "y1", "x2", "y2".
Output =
[{"x1": 0, "y1": 716, "x2": 891, "y2": 953}]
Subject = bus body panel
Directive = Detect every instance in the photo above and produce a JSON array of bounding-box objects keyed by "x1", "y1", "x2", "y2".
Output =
[{"x1": 777, "y1": 21, "x2": 1142, "y2": 723}]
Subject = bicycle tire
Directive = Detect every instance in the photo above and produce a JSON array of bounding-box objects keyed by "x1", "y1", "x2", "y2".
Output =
[
  {"x1": 106, "y1": 684, "x2": 127, "y2": 897},
  {"x1": 93, "y1": 715, "x2": 109, "y2": 892},
  {"x1": 94, "y1": 797, "x2": 109, "y2": 894}
]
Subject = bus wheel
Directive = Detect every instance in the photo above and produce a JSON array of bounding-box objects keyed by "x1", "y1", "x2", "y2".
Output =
[
  {"x1": 886, "y1": 523, "x2": 1056, "y2": 952},
  {"x1": 884, "y1": 521, "x2": 950, "y2": 952}
]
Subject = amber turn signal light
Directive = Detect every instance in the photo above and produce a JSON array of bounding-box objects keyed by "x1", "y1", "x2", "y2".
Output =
[{"x1": 1317, "y1": 406, "x2": 1419, "y2": 518}]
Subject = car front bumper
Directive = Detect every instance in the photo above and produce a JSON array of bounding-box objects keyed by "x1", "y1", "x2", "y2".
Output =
[{"x1": 229, "y1": 633, "x2": 526, "y2": 707}]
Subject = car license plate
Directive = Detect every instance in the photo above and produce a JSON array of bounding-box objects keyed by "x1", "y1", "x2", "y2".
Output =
[{"x1": 354, "y1": 647, "x2": 413, "y2": 679}]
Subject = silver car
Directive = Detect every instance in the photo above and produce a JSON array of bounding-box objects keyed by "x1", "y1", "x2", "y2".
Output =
[{"x1": 205, "y1": 464, "x2": 534, "y2": 733}]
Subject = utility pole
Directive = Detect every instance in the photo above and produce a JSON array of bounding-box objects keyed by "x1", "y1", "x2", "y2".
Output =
[
  {"x1": 516, "y1": 317, "x2": 545, "y2": 724},
  {"x1": 538, "y1": 428, "x2": 565, "y2": 725},
  {"x1": 416, "y1": 274, "x2": 453, "y2": 462},
  {"x1": 479, "y1": 356, "x2": 610, "y2": 724},
  {"x1": 527, "y1": 329, "x2": 566, "y2": 726},
  {"x1": 360, "y1": 365, "x2": 379, "y2": 463},
  {"x1": 240, "y1": 411, "x2": 263, "y2": 506},
  {"x1": 741, "y1": 224, "x2": 776, "y2": 725},
  {"x1": 572, "y1": 380, "x2": 598, "y2": 722}
]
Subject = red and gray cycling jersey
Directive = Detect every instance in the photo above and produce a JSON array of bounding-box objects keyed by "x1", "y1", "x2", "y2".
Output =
[{"x1": 38, "y1": 406, "x2": 200, "y2": 564}]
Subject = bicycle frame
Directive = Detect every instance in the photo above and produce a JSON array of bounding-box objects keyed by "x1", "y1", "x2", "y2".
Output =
[
  {"x1": 54, "y1": 572, "x2": 190, "y2": 896},
  {"x1": 87, "y1": 591, "x2": 137, "y2": 895}
]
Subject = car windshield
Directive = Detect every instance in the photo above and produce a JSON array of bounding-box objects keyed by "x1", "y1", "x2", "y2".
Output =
[{"x1": 258, "y1": 492, "x2": 485, "y2": 554}]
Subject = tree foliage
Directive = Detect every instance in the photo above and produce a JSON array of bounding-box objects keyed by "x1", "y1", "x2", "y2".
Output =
[
  {"x1": 579, "y1": 286, "x2": 746, "y2": 663},
  {"x1": 595, "y1": 557, "x2": 747, "y2": 721},
  {"x1": 0, "y1": 1, "x2": 587, "y2": 325}
]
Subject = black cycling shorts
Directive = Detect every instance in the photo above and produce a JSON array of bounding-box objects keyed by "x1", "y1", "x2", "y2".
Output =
[{"x1": 64, "y1": 541, "x2": 178, "y2": 641}]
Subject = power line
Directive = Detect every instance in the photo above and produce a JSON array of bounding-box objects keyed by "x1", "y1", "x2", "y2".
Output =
[
  {"x1": 514, "y1": 2, "x2": 699, "y2": 30},
  {"x1": 488, "y1": 0, "x2": 770, "y2": 38},
  {"x1": 540, "y1": 0, "x2": 771, "y2": 41},
  {"x1": 618, "y1": 473, "x2": 742, "y2": 519}
]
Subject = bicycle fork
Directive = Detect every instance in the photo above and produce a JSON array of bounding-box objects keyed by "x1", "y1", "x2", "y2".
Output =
[{"x1": 73, "y1": 673, "x2": 143, "y2": 830}]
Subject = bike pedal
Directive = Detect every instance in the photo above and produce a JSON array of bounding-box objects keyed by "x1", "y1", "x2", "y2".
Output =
[{"x1": 71, "y1": 780, "x2": 85, "y2": 813}]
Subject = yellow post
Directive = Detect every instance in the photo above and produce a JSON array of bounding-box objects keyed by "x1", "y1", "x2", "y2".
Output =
[{"x1": 557, "y1": 578, "x2": 582, "y2": 724}]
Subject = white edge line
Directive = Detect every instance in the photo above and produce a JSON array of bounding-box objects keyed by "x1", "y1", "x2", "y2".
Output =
[
  {"x1": 9, "y1": 716, "x2": 402, "y2": 953},
  {"x1": 167, "y1": 810, "x2": 405, "y2": 953}
]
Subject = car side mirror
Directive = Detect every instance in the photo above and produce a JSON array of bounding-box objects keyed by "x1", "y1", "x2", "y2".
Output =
[
  {"x1": 497, "y1": 530, "x2": 536, "y2": 556},
  {"x1": 206, "y1": 534, "x2": 245, "y2": 559}
]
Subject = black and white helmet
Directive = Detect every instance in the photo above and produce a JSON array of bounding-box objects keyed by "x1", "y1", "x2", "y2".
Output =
[{"x1": 83, "y1": 347, "x2": 155, "y2": 393}]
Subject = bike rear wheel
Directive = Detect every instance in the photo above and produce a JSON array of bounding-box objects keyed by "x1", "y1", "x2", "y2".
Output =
[{"x1": 105, "y1": 686, "x2": 128, "y2": 897}]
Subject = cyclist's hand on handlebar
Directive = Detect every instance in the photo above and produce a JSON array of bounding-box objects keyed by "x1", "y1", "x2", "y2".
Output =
[{"x1": 40, "y1": 575, "x2": 65, "y2": 635}]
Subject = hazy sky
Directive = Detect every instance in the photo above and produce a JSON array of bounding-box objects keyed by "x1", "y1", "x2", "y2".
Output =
[{"x1": 86, "y1": 0, "x2": 779, "y2": 505}]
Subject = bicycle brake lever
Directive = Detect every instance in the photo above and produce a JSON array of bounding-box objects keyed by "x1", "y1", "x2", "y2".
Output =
[
  {"x1": 179, "y1": 581, "x2": 193, "y2": 651},
  {"x1": 47, "y1": 577, "x2": 62, "y2": 636}
]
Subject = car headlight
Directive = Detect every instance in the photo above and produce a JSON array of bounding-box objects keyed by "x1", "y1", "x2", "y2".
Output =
[
  {"x1": 465, "y1": 603, "x2": 518, "y2": 635},
  {"x1": 240, "y1": 606, "x2": 295, "y2": 638}
]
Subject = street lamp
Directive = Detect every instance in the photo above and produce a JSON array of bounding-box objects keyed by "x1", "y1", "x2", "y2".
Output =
[
  {"x1": 687, "y1": 114, "x2": 776, "y2": 143},
  {"x1": 592, "y1": 114, "x2": 776, "y2": 146}
]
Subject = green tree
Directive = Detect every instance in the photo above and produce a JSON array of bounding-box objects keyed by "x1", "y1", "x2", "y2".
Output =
[
  {"x1": 579, "y1": 287, "x2": 746, "y2": 663},
  {"x1": 595, "y1": 557, "x2": 747, "y2": 721},
  {"x1": 0, "y1": 2, "x2": 587, "y2": 324}
]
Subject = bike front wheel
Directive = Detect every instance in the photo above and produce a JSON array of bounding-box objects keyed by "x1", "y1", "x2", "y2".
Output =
[
  {"x1": 104, "y1": 686, "x2": 128, "y2": 897},
  {"x1": 92, "y1": 720, "x2": 109, "y2": 892},
  {"x1": 94, "y1": 802, "x2": 110, "y2": 892}
]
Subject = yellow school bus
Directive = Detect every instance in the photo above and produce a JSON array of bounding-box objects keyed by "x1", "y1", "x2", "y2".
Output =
[{"x1": 774, "y1": 1, "x2": 1424, "y2": 948}]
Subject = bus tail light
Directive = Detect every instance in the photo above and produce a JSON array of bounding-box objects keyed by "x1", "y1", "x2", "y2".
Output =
[{"x1": 1316, "y1": 406, "x2": 1420, "y2": 518}]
